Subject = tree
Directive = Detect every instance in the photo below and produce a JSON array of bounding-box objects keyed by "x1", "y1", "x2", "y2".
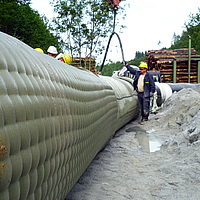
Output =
[
  {"x1": 96, "y1": 51, "x2": 147, "y2": 76},
  {"x1": 128, "y1": 51, "x2": 147, "y2": 66},
  {"x1": 96, "y1": 61, "x2": 122, "y2": 76},
  {"x1": 169, "y1": 31, "x2": 188, "y2": 50},
  {"x1": 51, "y1": 0, "x2": 88, "y2": 66},
  {"x1": 185, "y1": 7, "x2": 200, "y2": 54},
  {"x1": 169, "y1": 8, "x2": 200, "y2": 54},
  {"x1": 85, "y1": 0, "x2": 116, "y2": 69},
  {"x1": 0, "y1": 0, "x2": 61, "y2": 53},
  {"x1": 171, "y1": 32, "x2": 179, "y2": 45},
  {"x1": 51, "y1": 0, "x2": 126, "y2": 68}
]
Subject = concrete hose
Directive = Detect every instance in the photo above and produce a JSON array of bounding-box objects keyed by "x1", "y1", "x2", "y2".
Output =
[{"x1": 0, "y1": 31, "x2": 139, "y2": 199}]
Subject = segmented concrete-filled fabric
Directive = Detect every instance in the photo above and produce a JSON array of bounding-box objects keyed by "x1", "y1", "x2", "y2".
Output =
[{"x1": 0, "y1": 31, "x2": 139, "y2": 200}]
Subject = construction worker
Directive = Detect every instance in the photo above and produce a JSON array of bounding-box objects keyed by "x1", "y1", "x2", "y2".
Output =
[
  {"x1": 124, "y1": 61, "x2": 155, "y2": 124},
  {"x1": 56, "y1": 53, "x2": 65, "y2": 63},
  {"x1": 47, "y1": 46, "x2": 58, "y2": 58},
  {"x1": 63, "y1": 53, "x2": 72, "y2": 64},
  {"x1": 56, "y1": 53, "x2": 72, "y2": 64}
]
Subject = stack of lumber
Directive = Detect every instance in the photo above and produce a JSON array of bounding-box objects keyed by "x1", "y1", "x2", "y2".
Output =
[
  {"x1": 146, "y1": 49, "x2": 200, "y2": 83},
  {"x1": 71, "y1": 57, "x2": 96, "y2": 73}
]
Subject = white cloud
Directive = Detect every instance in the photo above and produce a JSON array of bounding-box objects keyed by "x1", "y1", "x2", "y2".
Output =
[{"x1": 31, "y1": 0, "x2": 56, "y2": 19}]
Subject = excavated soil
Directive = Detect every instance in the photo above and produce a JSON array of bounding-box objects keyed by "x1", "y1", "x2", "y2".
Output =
[{"x1": 66, "y1": 84, "x2": 200, "y2": 200}]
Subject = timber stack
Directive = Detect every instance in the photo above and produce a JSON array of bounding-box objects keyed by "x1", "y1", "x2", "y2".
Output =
[
  {"x1": 146, "y1": 48, "x2": 200, "y2": 83},
  {"x1": 71, "y1": 57, "x2": 96, "y2": 73}
]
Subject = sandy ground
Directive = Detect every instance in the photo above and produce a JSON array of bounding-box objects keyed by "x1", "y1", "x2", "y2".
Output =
[{"x1": 66, "y1": 85, "x2": 200, "y2": 200}]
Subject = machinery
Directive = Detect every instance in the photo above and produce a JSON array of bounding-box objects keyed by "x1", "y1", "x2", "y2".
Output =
[{"x1": 147, "y1": 70, "x2": 161, "y2": 83}]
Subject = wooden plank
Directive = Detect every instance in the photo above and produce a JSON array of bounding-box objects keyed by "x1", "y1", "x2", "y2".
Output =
[{"x1": 146, "y1": 48, "x2": 200, "y2": 83}]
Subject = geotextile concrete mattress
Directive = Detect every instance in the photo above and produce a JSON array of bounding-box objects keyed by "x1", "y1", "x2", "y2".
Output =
[{"x1": 0, "y1": 31, "x2": 139, "y2": 199}]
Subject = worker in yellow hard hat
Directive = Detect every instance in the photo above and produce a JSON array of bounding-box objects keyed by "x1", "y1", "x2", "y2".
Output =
[
  {"x1": 124, "y1": 61, "x2": 155, "y2": 125},
  {"x1": 35, "y1": 48, "x2": 44, "y2": 53},
  {"x1": 63, "y1": 53, "x2": 72, "y2": 64},
  {"x1": 138, "y1": 62, "x2": 148, "y2": 69},
  {"x1": 56, "y1": 53, "x2": 72, "y2": 64},
  {"x1": 56, "y1": 53, "x2": 65, "y2": 63}
]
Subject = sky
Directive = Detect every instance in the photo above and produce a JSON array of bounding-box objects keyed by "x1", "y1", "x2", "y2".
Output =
[{"x1": 30, "y1": 0, "x2": 200, "y2": 64}]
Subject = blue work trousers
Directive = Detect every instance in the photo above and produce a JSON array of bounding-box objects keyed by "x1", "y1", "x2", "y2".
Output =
[{"x1": 138, "y1": 92, "x2": 150, "y2": 120}]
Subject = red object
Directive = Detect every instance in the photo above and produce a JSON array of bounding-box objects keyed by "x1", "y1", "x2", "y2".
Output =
[
  {"x1": 105, "y1": 0, "x2": 121, "y2": 10},
  {"x1": 113, "y1": 0, "x2": 121, "y2": 7}
]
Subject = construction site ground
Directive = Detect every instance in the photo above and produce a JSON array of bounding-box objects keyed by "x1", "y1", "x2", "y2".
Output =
[{"x1": 66, "y1": 84, "x2": 200, "y2": 200}]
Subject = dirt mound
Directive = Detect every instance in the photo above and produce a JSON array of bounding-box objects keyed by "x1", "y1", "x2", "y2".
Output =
[{"x1": 145, "y1": 85, "x2": 200, "y2": 137}]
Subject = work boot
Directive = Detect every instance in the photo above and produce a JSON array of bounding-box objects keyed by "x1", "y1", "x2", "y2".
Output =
[
  {"x1": 138, "y1": 119, "x2": 144, "y2": 124},
  {"x1": 140, "y1": 119, "x2": 148, "y2": 125}
]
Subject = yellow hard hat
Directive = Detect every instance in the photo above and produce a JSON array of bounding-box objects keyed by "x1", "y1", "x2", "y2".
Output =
[
  {"x1": 35, "y1": 48, "x2": 44, "y2": 53},
  {"x1": 63, "y1": 53, "x2": 72, "y2": 64},
  {"x1": 139, "y1": 62, "x2": 148, "y2": 69}
]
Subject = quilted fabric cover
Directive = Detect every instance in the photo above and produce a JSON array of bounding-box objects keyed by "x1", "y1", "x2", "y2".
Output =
[{"x1": 0, "y1": 31, "x2": 138, "y2": 199}]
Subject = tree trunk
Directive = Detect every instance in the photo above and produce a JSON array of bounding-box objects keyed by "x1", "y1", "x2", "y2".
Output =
[
  {"x1": 89, "y1": 1, "x2": 95, "y2": 71},
  {"x1": 79, "y1": 23, "x2": 82, "y2": 67}
]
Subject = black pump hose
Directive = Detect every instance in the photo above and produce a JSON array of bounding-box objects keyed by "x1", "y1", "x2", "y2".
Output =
[
  {"x1": 99, "y1": 8, "x2": 125, "y2": 74},
  {"x1": 99, "y1": 32, "x2": 125, "y2": 73}
]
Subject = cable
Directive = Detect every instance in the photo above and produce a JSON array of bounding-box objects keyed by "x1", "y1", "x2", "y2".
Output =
[
  {"x1": 113, "y1": 8, "x2": 117, "y2": 33},
  {"x1": 99, "y1": 8, "x2": 125, "y2": 74},
  {"x1": 99, "y1": 32, "x2": 125, "y2": 73}
]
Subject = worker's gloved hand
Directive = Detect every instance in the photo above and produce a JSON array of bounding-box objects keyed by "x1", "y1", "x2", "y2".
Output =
[
  {"x1": 150, "y1": 92, "x2": 154, "y2": 97},
  {"x1": 123, "y1": 61, "x2": 127, "y2": 66}
]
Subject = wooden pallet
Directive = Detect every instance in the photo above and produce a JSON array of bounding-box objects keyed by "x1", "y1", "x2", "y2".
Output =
[
  {"x1": 146, "y1": 49, "x2": 200, "y2": 83},
  {"x1": 70, "y1": 57, "x2": 96, "y2": 73}
]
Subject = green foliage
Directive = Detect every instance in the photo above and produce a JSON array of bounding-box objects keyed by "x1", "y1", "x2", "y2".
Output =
[
  {"x1": 185, "y1": 8, "x2": 200, "y2": 54},
  {"x1": 99, "y1": 7, "x2": 200, "y2": 77},
  {"x1": 51, "y1": 0, "x2": 86, "y2": 54},
  {"x1": 51, "y1": 0, "x2": 126, "y2": 62},
  {"x1": 96, "y1": 51, "x2": 146, "y2": 76},
  {"x1": 128, "y1": 51, "x2": 147, "y2": 66},
  {"x1": 51, "y1": 0, "x2": 113, "y2": 56},
  {"x1": 0, "y1": 0, "x2": 61, "y2": 53},
  {"x1": 169, "y1": 31, "x2": 188, "y2": 50},
  {"x1": 169, "y1": 7, "x2": 200, "y2": 54},
  {"x1": 96, "y1": 61, "x2": 123, "y2": 76}
]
